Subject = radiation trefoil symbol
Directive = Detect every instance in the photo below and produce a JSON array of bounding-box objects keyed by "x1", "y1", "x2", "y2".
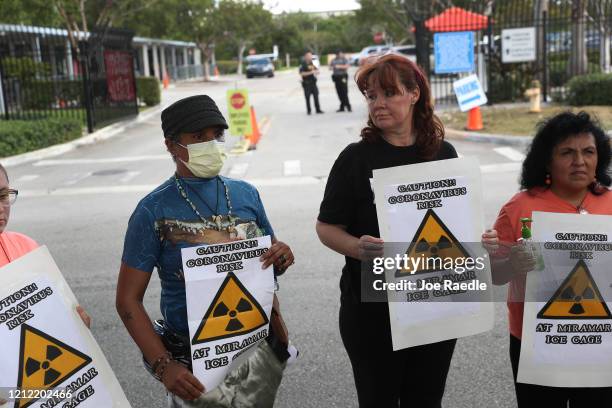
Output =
[
  {"x1": 15, "y1": 324, "x2": 92, "y2": 408},
  {"x1": 396, "y1": 209, "x2": 471, "y2": 277},
  {"x1": 537, "y1": 260, "x2": 612, "y2": 320},
  {"x1": 192, "y1": 272, "x2": 268, "y2": 345},
  {"x1": 26, "y1": 344, "x2": 62, "y2": 385}
]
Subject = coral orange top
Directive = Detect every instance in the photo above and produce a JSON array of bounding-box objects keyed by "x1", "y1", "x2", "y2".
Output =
[
  {"x1": 493, "y1": 187, "x2": 612, "y2": 339},
  {"x1": 0, "y1": 231, "x2": 38, "y2": 267}
]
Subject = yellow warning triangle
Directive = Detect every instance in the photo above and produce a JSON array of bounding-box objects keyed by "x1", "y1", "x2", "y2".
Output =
[
  {"x1": 537, "y1": 260, "x2": 612, "y2": 319},
  {"x1": 396, "y1": 209, "x2": 471, "y2": 277},
  {"x1": 192, "y1": 272, "x2": 269, "y2": 345},
  {"x1": 16, "y1": 324, "x2": 92, "y2": 408}
]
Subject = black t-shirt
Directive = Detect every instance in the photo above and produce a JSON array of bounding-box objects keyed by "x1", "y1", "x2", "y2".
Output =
[
  {"x1": 318, "y1": 138, "x2": 458, "y2": 348},
  {"x1": 299, "y1": 61, "x2": 317, "y2": 84}
]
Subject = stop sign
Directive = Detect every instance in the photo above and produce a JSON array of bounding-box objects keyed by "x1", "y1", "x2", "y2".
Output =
[{"x1": 230, "y1": 92, "x2": 246, "y2": 109}]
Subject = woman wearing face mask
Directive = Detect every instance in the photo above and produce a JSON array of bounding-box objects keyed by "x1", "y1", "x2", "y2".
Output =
[{"x1": 116, "y1": 95, "x2": 294, "y2": 407}]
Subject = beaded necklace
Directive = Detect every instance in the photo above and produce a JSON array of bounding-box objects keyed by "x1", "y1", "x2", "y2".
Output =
[{"x1": 174, "y1": 174, "x2": 237, "y2": 234}]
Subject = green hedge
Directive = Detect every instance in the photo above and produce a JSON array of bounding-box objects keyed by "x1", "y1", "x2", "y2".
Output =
[
  {"x1": 1, "y1": 57, "x2": 51, "y2": 80},
  {"x1": 0, "y1": 117, "x2": 83, "y2": 158},
  {"x1": 215, "y1": 61, "x2": 239, "y2": 75},
  {"x1": 566, "y1": 73, "x2": 612, "y2": 106},
  {"x1": 136, "y1": 76, "x2": 160, "y2": 106},
  {"x1": 20, "y1": 80, "x2": 82, "y2": 109},
  {"x1": 549, "y1": 61, "x2": 601, "y2": 87}
]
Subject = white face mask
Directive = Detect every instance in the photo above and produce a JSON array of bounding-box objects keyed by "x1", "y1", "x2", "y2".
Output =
[{"x1": 177, "y1": 140, "x2": 226, "y2": 178}]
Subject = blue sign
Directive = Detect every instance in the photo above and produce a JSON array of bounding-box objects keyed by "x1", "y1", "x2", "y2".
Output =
[{"x1": 434, "y1": 31, "x2": 474, "y2": 74}]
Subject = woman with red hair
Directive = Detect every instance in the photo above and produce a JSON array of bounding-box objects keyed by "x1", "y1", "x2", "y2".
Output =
[{"x1": 316, "y1": 54, "x2": 458, "y2": 407}]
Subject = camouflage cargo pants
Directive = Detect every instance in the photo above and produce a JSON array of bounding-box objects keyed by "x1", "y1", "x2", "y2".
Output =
[{"x1": 168, "y1": 341, "x2": 285, "y2": 408}]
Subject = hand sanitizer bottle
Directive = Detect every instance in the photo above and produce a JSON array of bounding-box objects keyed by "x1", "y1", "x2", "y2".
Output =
[{"x1": 518, "y1": 218, "x2": 544, "y2": 271}]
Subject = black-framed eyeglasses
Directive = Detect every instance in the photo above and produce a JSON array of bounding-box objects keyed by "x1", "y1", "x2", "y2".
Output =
[{"x1": 0, "y1": 189, "x2": 18, "y2": 205}]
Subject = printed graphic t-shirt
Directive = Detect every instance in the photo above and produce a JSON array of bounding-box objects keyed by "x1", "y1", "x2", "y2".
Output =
[
  {"x1": 493, "y1": 187, "x2": 612, "y2": 339},
  {"x1": 121, "y1": 176, "x2": 274, "y2": 335}
]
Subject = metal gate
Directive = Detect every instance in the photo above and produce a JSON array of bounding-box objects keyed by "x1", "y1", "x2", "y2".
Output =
[
  {"x1": 0, "y1": 24, "x2": 138, "y2": 132},
  {"x1": 83, "y1": 27, "x2": 138, "y2": 132},
  {"x1": 412, "y1": 1, "x2": 612, "y2": 107}
]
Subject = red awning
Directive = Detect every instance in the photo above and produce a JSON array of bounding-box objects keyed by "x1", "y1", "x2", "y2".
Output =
[{"x1": 424, "y1": 7, "x2": 489, "y2": 32}]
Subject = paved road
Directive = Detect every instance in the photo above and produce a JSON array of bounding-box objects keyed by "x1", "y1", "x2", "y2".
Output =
[{"x1": 5, "y1": 69, "x2": 527, "y2": 407}]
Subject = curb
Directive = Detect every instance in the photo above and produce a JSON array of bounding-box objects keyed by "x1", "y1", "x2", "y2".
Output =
[
  {"x1": 1, "y1": 105, "x2": 165, "y2": 168},
  {"x1": 445, "y1": 127, "x2": 532, "y2": 147}
]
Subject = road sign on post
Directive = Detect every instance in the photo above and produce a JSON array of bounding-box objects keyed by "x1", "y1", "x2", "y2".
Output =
[
  {"x1": 502, "y1": 27, "x2": 536, "y2": 63},
  {"x1": 453, "y1": 74, "x2": 487, "y2": 112},
  {"x1": 226, "y1": 89, "x2": 253, "y2": 137}
]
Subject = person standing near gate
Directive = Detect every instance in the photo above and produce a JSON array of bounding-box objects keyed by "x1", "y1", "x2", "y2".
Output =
[
  {"x1": 330, "y1": 51, "x2": 351, "y2": 112},
  {"x1": 299, "y1": 51, "x2": 323, "y2": 115}
]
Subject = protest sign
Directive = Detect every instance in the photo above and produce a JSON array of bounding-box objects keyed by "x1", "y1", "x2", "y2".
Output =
[
  {"x1": 518, "y1": 212, "x2": 612, "y2": 387},
  {"x1": 182, "y1": 236, "x2": 273, "y2": 391},
  {"x1": 0, "y1": 246, "x2": 130, "y2": 408},
  {"x1": 372, "y1": 157, "x2": 494, "y2": 350}
]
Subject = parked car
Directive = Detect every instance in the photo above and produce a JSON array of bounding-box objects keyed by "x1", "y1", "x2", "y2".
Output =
[
  {"x1": 246, "y1": 57, "x2": 274, "y2": 78},
  {"x1": 547, "y1": 31, "x2": 571, "y2": 53},
  {"x1": 351, "y1": 45, "x2": 393, "y2": 66},
  {"x1": 392, "y1": 45, "x2": 417, "y2": 61}
]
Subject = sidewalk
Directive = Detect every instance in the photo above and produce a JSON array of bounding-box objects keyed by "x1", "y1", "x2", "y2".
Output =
[
  {"x1": 1, "y1": 80, "x2": 226, "y2": 168},
  {"x1": 440, "y1": 102, "x2": 612, "y2": 147}
]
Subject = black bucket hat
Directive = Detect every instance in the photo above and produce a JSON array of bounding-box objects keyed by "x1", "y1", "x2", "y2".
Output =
[{"x1": 161, "y1": 95, "x2": 228, "y2": 137}]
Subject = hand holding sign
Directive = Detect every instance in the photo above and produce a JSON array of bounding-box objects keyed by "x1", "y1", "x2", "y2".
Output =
[
  {"x1": 357, "y1": 235, "x2": 384, "y2": 261},
  {"x1": 259, "y1": 240, "x2": 294, "y2": 272},
  {"x1": 162, "y1": 361, "x2": 204, "y2": 401},
  {"x1": 509, "y1": 244, "x2": 537, "y2": 275},
  {"x1": 76, "y1": 305, "x2": 91, "y2": 328},
  {"x1": 481, "y1": 229, "x2": 499, "y2": 253}
]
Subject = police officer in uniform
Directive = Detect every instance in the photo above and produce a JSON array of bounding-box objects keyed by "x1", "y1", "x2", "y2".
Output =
[
  {"x1": 330, "y1": 50, "x2": 351, "y2": 112},
  {"x1": 299, "y1": 51, "x2": 323, "y2": 115}
]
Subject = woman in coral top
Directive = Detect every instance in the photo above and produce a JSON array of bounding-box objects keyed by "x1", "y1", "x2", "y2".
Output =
[
  {"x1": 482, "y1": 112, "x2": 612, "y2": 406},
  {"x1": 0, "y1": 164, "x2": 90, "y2": 326},
  {"x1": 0, "y1": 163, "x2": 92, "y2": 406}
]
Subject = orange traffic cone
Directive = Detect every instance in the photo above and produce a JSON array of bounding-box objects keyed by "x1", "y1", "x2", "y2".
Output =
[
  {"x1": 247, "y1": 106, "x2": 261, "y2": 150},
  {"x1": 465, "y1": 107, "x2": 483, "y2": 131},
  {"x1": 162, "y1": 70, "x2": 170, "y2": 89}
]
